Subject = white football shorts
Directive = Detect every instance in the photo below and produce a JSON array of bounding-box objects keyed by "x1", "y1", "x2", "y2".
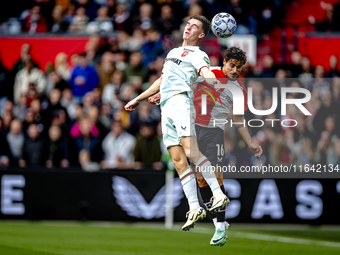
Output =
[{"x1": 160, "y1": 93, "x2": 196, "y2": 148}]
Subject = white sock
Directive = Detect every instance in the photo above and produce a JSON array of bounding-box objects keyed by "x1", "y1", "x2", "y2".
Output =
[
  {"x1": 195, "y1": 156, "x2": 223, "y2": 197},
  {"x1": 180, "y1": 168, "x2": 199, "y2": 211},
  {"x1": 212, "y1": 218, "x2": 217, "y2": 227},
  {"x1": 216, "y1": 222, "x2": 226, "y2": 231}
]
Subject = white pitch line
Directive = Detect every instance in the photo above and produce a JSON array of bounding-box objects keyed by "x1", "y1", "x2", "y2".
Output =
[{"x1": 191, "y1": 228, "x2": 340, "y2": 249}]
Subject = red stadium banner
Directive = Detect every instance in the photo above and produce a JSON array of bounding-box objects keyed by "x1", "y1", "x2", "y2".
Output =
[
  {"x1": 299, "y1": 34, "x2": 340, "y2": 71},
  {"x1": 0, "y1": 36, "x2": 89, "y2": 70}
]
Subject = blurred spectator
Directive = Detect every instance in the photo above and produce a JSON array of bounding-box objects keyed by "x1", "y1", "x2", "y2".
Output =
[
  {"x1": 1, "y1": 100, "x2": 13, "y2": 118},
  {"x1": 112, "y1": 3, "x2": 132, "y2": 33},
  {"x1": 13, "y1": 95, "x2": 27, "y2": 121},
  {"x1": 118, "y1": 30, "x2": 145, "y2": 52},
  {"x1": 326, "y1": 55, "x2": 340, "y2": 78},
  {"x1": 0, "y1": 118, "x2": 11, "y2": 167},
  {"x1": 333, "y1": 77, "x2": 340, "y2": 103},
  {"x1": 327, "y1": 138, "x2": 340, "y2": 165},
  {"x1": 313, "y1": 91, "x2": 338, "y2": 137},
  {"x1": 46, "y1": 125, "x2": 69, "y2": 168},
  {"x1": 45, "y1": 88, "x2": 70, "y2": 124},
  {"x1": 332, "y1": 2, "x2": 340, "y2": 31},
  {"x1": 316, "y1": 131, "x2": 332, "y2": 165},
  {"x1": 47, "y1": 71, "x2": 70, "y2": 94},
  {"x1": 77, "y1": 0, "x2": 100, "y2": 21},
  {"x1": 261, "y1": 55, "x2": 276, "y2": 78},
  {"x1": 88, "y1": 105, "x2": 108, "y2": 141},
  {"x1": 312, "y1": 65, "x2": 331, "y2": 98},
  {"x1": 98, "y1": 103, "x2": 112, "y2": 131},
  {"x1": 86, "y1": 6, "x2": 113, "y2": 34},
  {"x1": 97, "y1": 51, "x2": 115, "y2": 91},
  {"x1": 286, "y1": 51, "x2": 303, "y2": 78},
  {"x1": 134, "y1": 122, "x2": 162, "y2": 170},
  {"x1": 140, "y1": 29, "x2": 164, "y2": 66},
  {"x1": 226, "y1": 0, "x2": 249, "y2": 34},
  {"x1": 315, "y1": 2, "x2": 334, "y2": 32},
  {"x1": 133, "y1": 3, "x2": 154, "y2": 31},
  {"x1": 0, "y1": 58, "x2": 10, "y2": 107},
  {"x1": 123, "y1": 52, "x2": 148, "y2": 91},
  {"x1": 2, "y1": 111, "x2": 13, "y2": 136},
  {"x1": 60, "y1": 87, "x2": 78, "y2": 120},
  {"x1": 19, "y1": 123, "x2": 47, "y2": 168},
  {"x1": 68, "y1": 7, "x2": 89, "y2": 33},
  {"x1": 14, "y1": 57, "x2": 46, "y2": 104},
  {"x1": 299, "y1": 57, "x2": 314, "y2": 89},
  {"x1": 102, "y1": 70, "x2": 124, "y2": 110},
  {"x1": 55, "y1": 53, "x2": 71, "y2": 81},
  {"x1": 11, "y1": 44, "x2": 39, "y2": 85},
  {"x1": 29, "y1": 98, "x2": 50, "y2": 136},
  {"x1": 21, "y1": 5, "x2": 48, "y2": 33},
  {"x1": 155, "y1": 4, "x2": 179, "y2": 36},
  {"x1": 68, "y1": 52, "x2": 99, "y2": 100},
  {"x1": 107, "y1": 0, "x2": 116, "y2": 17},
  {"x1": 6, "y1": 119, "x2": 24, "y2": 166},
  {"x1": 74, "y1": 117, "x2": 102, "y2": 162},
  {"x1": 79, "y1": 149, "x2": 100, "y2": 171},
  {"x1": 50, "y1": 5, "x2": 70, "y2": 33},
  {"x1": 63, "y1": 2, "x2": 76, "y2": 24},
  {"x1": 101, "y1": 120, "x2": 136, "y2": 169}
]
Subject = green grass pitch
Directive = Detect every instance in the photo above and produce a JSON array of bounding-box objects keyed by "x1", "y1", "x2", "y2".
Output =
[{"x1": 0, "y1": 221, "x2": 340, "y2": 255}]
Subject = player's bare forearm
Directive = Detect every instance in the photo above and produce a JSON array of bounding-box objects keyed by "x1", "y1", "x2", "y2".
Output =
[
  {"x1": 125, "y1": 75, "x2": 162, "y2": 111},
  {"x1": 233, "y1": 114, "x2": 263, "y2": 157},
  {"x1": 234, "y1": 115, "x2": 252, "y2": 145},
  {"x1": 199, "y1": 67, "x2": 219, "y2": 86},
  {"x1": 137, "y1": 75, "x2": 162, "y2": 102}
]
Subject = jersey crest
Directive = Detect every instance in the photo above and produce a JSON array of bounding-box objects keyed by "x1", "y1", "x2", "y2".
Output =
[{"x1": 181, "y1": 51, "x2": 189, "y2": 57}]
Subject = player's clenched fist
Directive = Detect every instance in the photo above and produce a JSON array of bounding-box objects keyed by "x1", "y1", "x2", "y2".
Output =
[
  {"x1": 148, "y1": 93, "x2": 161, "y2": 105},
  {"x1": 124, "y1": 98, "x2": 140, "y2": 111}
]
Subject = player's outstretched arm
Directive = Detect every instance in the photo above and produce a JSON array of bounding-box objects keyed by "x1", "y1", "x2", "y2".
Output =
[
  {"x1": 125, "y1": 75, "x2": 162, "y2": 111},
  {"x1": 233, "y1": 115, "x2": 263, "y2": 158}
]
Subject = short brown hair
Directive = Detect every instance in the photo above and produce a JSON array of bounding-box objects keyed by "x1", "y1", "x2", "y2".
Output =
[
  {"x1": 224, "y1": 47, "x2": 247, "y2": 65},
  {"x1": 189, "y1": 15, "x2": 211, "y2": 36}
]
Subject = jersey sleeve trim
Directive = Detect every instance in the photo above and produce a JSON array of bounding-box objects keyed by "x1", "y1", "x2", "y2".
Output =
[{"x1": 198, "y1": 66, "x2": 209, "y2": 75}]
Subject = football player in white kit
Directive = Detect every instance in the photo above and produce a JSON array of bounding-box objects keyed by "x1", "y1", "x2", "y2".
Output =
[
  {"x1": 125, "y1": 15, "x2": 229, "y2": 231},
  {"x1": 149, "y1": 47, "x2": 263, "y2": 246}
]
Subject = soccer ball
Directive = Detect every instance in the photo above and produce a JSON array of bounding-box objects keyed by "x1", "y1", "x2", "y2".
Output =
[{"x1": 211, "y1": 13, "x2": 237, "y2": 39}]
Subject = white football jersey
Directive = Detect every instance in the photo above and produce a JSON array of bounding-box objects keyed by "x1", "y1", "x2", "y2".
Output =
[{"x1": 160, "y1": 46, "x2": 210, "y2": 103}]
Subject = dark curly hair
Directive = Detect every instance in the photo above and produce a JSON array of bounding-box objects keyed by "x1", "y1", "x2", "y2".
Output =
[
  {"x1": 224, "y1": 47, "x2": 247, "y2": 65},
  {"x1": 189, "y1": 15, "x2": 211, "y2": 36}
]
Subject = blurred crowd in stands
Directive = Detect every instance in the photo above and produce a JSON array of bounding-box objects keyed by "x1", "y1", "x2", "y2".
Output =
[
  {"x1": 0, "y1": 0, "x2": 300, "y2": 36},
  {"x1": 0, "y1": 0, "x2": 339, "y2": 171}
]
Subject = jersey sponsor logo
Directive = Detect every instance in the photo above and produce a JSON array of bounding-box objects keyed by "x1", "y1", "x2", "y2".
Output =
[
  {"x1": 165, "y1": 57, "x2": 182, "y2": 65},
  {"x1": 181, "y1": 51, "x2": 189, "y2": 57},
  {"x1": 203, "y1": 56, "x2": 210, "y2": 66},
  {"x1": 183, "y1": 48, "x2": 194, "y2": 52},
  {"x1": 181, "y1": 126, "x2": 187, "y2": 130},
  {"x1": 217, "y1": 157, "x2": 223, "y2": 163}
]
